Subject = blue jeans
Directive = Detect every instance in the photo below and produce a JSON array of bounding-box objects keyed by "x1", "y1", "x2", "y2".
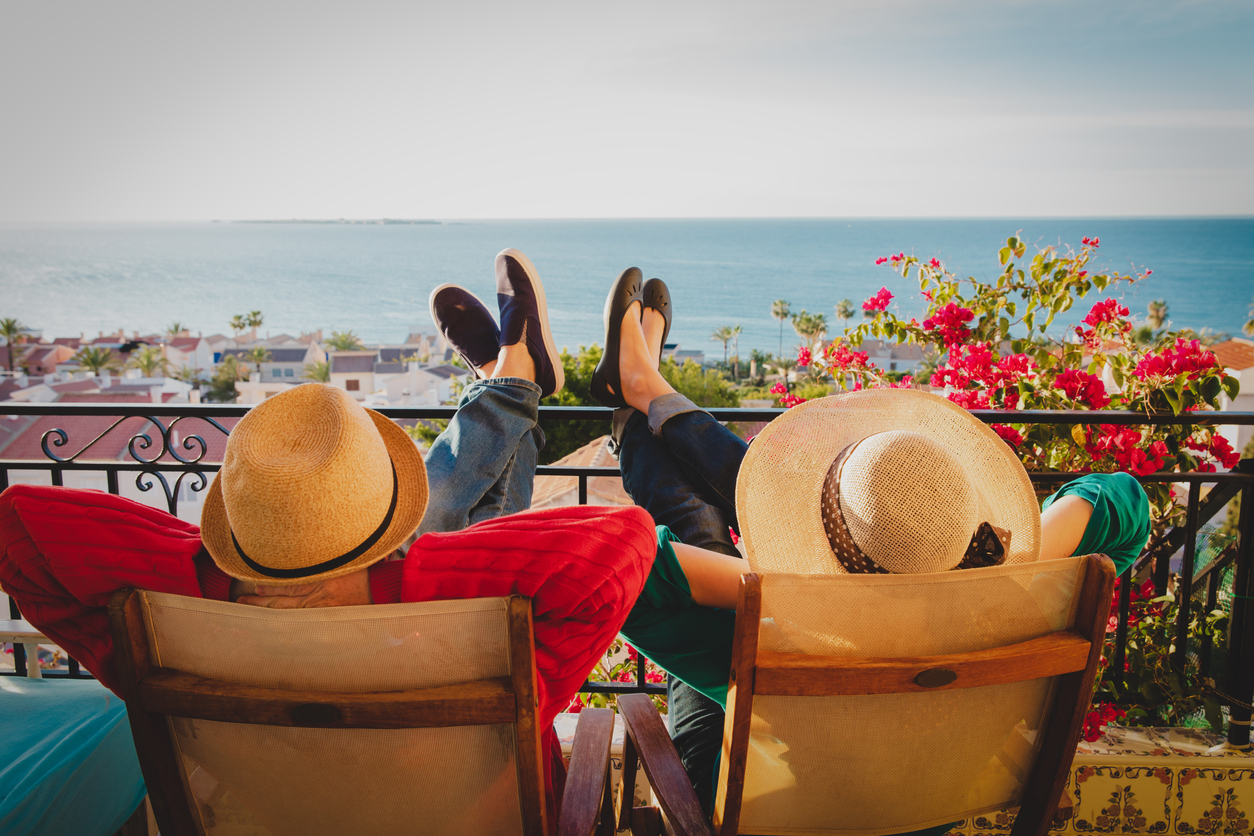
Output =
[
  {"x1": 417, "y1": 378, "x2": 544, "y2": 535},
  {"x1": 615, "y1": 394, "x2": 748, "y2": 817}
]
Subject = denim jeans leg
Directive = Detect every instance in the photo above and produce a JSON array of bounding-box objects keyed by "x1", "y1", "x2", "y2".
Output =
[
  {"x1": 653, "y1": 407, "x2": 748, "y2": 532},
  {"x1": 617, "y1": 409, "x2": 740, "y2": 557},
  {"x1": 416, "y1": 377, "x2": 542, "y2": 535}
]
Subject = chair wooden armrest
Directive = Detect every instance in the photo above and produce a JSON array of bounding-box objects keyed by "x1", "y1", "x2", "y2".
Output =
[
  {"x1": 558, "y1": 708, "x2": 617, "y2": 836},
  {"x1": 618, "y1": 694, "x2": 714, "y2": 836}
]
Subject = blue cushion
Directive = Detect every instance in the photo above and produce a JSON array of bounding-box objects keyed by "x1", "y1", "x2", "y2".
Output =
[{"x1": 0, "y1": 677, "x2": 146, "y2": 836}]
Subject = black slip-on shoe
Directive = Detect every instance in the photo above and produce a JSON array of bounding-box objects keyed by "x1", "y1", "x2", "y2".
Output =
[
  {"x1": 429, "y1": 284, "x2": 500, "y2": 376},
  {"x1": 590, "y1": 267, "x2": 644, "y2": 408},
  {"x1": 641, "y1": 278, "x2": 672, "y2": 369},
  {"x1": 495, "y1": 248, "x2": 564, "y2": 397}
]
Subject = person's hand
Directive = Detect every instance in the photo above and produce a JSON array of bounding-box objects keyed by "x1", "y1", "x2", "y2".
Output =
[{"x1": 233, "y1": 567, "x2": 372, "y2": 608}]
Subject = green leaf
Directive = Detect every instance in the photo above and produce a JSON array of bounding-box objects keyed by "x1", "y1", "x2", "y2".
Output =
[
  {"x1": 1024, "y1": 310, "x2": 1035, "y2": 331},
  {"x1": 1006, "y1": 301, "x2": 1017, "y2": 317},
  {"x1": 1162, "y1": 388, "x2": 1181, "y2": 415},
  {"x1": 1203, "y1": 696, "x2": 1224, "y2": 734},
  {"x1": 1012, "y1": 339, "x2": 1025, "y2": 354},
  {"x1": 1111, "y1": 364, "x2": 1124, "y2": 389},
  {"x1": 999, "y1": 246, "x2": 1012, "y2": 266},
  {"x1": 1222, "y1": 375, "x2": 1240, "y2": 399}
]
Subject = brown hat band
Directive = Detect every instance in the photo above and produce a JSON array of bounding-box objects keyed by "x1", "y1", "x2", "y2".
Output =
[
  {"x1": 819, "y1": 441, "x2": 1011, "y2": 574},
  {"x1": 230, "y1": 462, "x2": 400, "y2": 580}
]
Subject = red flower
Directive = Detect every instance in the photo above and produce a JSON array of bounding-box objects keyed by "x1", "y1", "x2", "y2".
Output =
[
  {"x1": 780, "y1": 393, "x2": 807, "y2": 408},
  {"x1": 862, "y1": 286, "x2": 894, "y2": 313},
  {"x1": 1074, "y1": 326, "x2": 1103, "y2": 353},
  {"x1": 1081, "y1": 236, "x2": 1100, "y2": 248},
  {"x1": 875, "y1": 256, "x2": 889, "y2": 265},
  {"x1": 769, "y1": 382, "x2": 788, "y2": 395},
  {"x1": 822, "y1": 340, "x2": 871, "y2": 371},
  {"x1": 928, "y1": 257, "x2": 941, "y2": 269},
  {"x1": 1054, "y1": 369, "x2": 1110, "y2": 409},
  {"x1": 948, "y1": 389, "x2": 991, "y2": 410},
  {"x1": 1083, "y1": 298, "x2": 1130, "y2": 329},
  {"x1": 567, "y1": 695, "x2": 584, "y2": 714},
  {"x1": 729, "y1": 527, "x2": 740, "y2": 546},
  {"x1": 1134, "y1": 338, "x2": 1220, "y2": 381},
  {"x1": 1210, "y1": 435, "x2": 1240, "y2": 469},
  {"x1": 921, "y1": 302, "x2": 975, "y2": 347},
  {"x1": 889, "y1": 252, "x2": 905, "y2": 263},
  {"x1": 626, "y1": 644, "x2": 639, "y2": 661},
  {"x1": 796, "y1": 346, "x2": 812, "y2": 367},
  {"x1": 991, "y1": 423, "x2": 1024, "y2": 447}
]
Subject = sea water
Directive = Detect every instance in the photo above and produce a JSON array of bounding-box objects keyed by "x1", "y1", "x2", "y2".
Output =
[{"x1": 1, "y1": 218, "x2": 1250, "y2": 357}]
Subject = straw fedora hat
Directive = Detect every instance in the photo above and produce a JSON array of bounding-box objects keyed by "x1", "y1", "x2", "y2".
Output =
[
  {"x1": 737, "y1": 389, "x2": 1040, "y2": 575},
  {"x1": 202, "y1": 384, "x2": 428, "y2": 583}
]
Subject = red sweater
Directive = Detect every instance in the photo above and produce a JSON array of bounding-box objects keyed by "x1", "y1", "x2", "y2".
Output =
[{"x1": 0, "y1": 485, "x2": 656, "y2": 823}]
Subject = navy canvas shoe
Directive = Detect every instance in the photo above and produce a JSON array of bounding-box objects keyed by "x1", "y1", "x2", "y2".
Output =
[
  {"x1": 428, "y1": 284, "x2": 501, "y2": 376},
  {"x1": 495, "y1": 248, "x2": 564, "y2": 397}
]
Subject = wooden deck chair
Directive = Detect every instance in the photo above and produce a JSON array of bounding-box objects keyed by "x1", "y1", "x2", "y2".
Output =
[
  {"x1": 618, "y1": 554, "x2": 1116, "y2": 836},
  {"x1": 108, "y1": 589, "x2": 619, "y2": 836}
]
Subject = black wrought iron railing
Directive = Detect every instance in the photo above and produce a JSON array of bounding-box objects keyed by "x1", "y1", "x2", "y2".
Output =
[{"x1": 2, "y1": 403, "x2": 1253, "y2": 747}]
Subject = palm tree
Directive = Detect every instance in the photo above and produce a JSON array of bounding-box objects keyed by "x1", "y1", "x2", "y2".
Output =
[
  {"x1": 791, "y1": 311, "x2": 828, "y2": 350},
  {"x1": 730, "y1": 324, "x2": 742, "y2": 379},
  {"x1": 245, "y1": 346, "x2": 272, "y2": 375},
  {"x1": 835, "y1": 299, "x2": 855, "y2": 333},
  {"x1": 75, "y1": 345, "x2": 121, "y2": 375},
  {"x1": 1244, "y1": 296, "x2": 1253, "y2": 337},
  {"x1": 246, "y1": 311, "x2": 264, "y2": 341},
  {"x1": 229, "y1": 315, "x2": 247, "y2": 338},
  {"x1": 710, "y1": 326, "x2": 734, "y2": 365},
  {"x1": 325, "y1": 330, "x2": 364, "y2": 351},
  {"x1": 773, "y1": 357, "x2": 797, "y2": 392},
  {"x1": 166, "y1": 322, "x2": 188, "y2": 338},
  {"x1": 170, "y1": 364, "x2": 205, "y2": 388},
  {"x1": 126, "y1": 345, "x2": 169, "y2": 377},
  {"x1": 771, "y1": 300, "x2": 790, "y2": 358},
  {"x1": 206, "y1": 356, "x2": 248, "y2": 403},
  {"x1": 303, "y1": 360, "x2": 331, "y2": 382},
  {"x1": 1146, "y1": 300, "x2": 1168, "y2": 331},
  {"x1": 0, "y1": 317, "x2": 26, "y2": 372}
]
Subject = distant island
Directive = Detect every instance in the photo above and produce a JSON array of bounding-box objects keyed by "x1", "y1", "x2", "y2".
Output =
[{"x1": 224, "y1": 219, "x2": 441, "y2": 225}]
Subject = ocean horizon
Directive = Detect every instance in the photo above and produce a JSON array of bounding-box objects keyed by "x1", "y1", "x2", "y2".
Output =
[{"x1": 2, "y1": 218, "x2": 1251, "y2": 358}]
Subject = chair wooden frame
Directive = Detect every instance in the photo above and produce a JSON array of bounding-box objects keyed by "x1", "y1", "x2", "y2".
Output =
[
  {"x1": 619, "y1": 554, "x2": 1117, "y2": 836},
  {"x1": 109, "y1": 589, "x2": 618, "y2": 836}
]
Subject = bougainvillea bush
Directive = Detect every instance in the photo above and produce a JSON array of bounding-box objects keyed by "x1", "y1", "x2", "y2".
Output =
[{"x1": 784, "y1": 235, "x2": 1241, "y2": 734}]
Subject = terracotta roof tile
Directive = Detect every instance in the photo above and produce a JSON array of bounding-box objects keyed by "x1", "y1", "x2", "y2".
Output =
[
  {"x1": 1212, "y1": 339, "x2": 1254, "y2": 372},
  {"x1": 531, "y1": 435, "x2": 632, "y2": 508}
]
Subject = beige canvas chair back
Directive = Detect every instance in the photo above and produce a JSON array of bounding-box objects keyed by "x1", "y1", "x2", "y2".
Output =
[
  {"x1": 109, "y1": 590, "x2": 547, "y2": 836},
  {"x1": 717, "y1": 555, "x2": 1113, "y2": 836}
]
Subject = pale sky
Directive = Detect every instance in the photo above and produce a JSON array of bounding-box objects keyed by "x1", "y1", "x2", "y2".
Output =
[{"x1": 1, "y1": 0, "x2": 1251, "y2": 221}]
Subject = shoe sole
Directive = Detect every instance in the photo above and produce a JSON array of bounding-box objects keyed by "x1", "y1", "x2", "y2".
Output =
[
  {"x1": 428, "y1": 283, "x2": 494, "y2": 379},
  {"x1": 497, "y1": 248, "x2": 565, "y2": 395}
]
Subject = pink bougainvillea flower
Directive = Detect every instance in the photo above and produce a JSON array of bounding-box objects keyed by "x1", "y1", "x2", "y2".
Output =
[
  {"x1": 875, "y1": 256, "x2": 889, "y2": 265},
  {"x1": 1081, "y1": 236, "x2": 1101, "y2": 248},
  {"x1": 862, "y1": 286, "x2": 894, "y2": 313},
  {"x1": 796, "y1": 346, "x2": 812, "y2": 367},
  {"x1": 780, "y1": 393, "x2": 807, "y2": 408},
  {"x1": 1210, "y1": 435, "x2": 1240, "y2": 469},
  {"x1": 729, "y1": 527, "x2": 740, "y2": 546},
  {"x1": 769, "y1": 382, "x2": 788, "y2": 395},
  {"x1": 567, "y1": 695, "x2": 584, "y2": 714},
  {"x1": 991, "y1": 423, "x2": 1024, "y2": 448},
  {"x1": 1083, "y1": 298, "x2": 1131, "y2": 328},
  {"x1": 947, "y1": 388, "x2": 991, "y2": 410},
  {"x1": 1134, "y1": 338, "x2": 1220, "y2": 381},
  {"x1": 1054, "y1": 369, "x2": 1110, "y2": 409},
  {"x1": 921, "y1": 302, "x2": 975, "y2": 347},
  {"x1": 822, "y1": 340, "x2": 871, "y2": 371}
]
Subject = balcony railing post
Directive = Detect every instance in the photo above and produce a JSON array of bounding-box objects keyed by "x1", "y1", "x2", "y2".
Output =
[
  {"x1": 1225, "y1": 477, "x2": 1254, "y2": 749},
  {"x1": 1172, "y1": 481, "x2": 1201, "y2": 674},
  {"x1": 1113, "y1": 566, "x2": 1132, "y2": 691}
]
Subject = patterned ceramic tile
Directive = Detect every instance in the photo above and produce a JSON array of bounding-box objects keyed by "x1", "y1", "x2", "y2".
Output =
[
  {"x1": 1171, "y1": 766, "x2": 1254, "y2": 834},
  {"x1": 1071, "y1": 765, "x2": 1173, "y2": 833}
]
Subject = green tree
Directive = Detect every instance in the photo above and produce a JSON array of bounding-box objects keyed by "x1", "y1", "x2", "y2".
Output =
[
  {"x1": 1244, "y1": 296, "x2": 1254, "y2": 337},
  {"x1": 74, "y1": 345, "x2": 121, "y2": 375},
  {"x1": 773, "y1": 356, "x2": 797, "y2": 391},
  {"x1": 244, "y1": 346, "x2": 272, "y2": 374},
  {"x1": 729, "y1": 324, "x2": 743, "y2": 379},
  {"x1": 246, "y1": 310, "x2": 264, "y2": 340},
  {"x1": 126, "y1": 345, "x2": 169, "y2": 377},
  {"x1": 170, "y1": 364, "x2": 206, "y2": 389},
  {"x1": 303, "y1": 360, "x2": 331, "y2": 382},
  {"x1": 166, "y1": 322, "x2": 188, "y2": 338},
  {"x1": 710, "y1": 326, "x2": 734, "y2": 365},
  {"x1": 205, "y1": 356, "x2": 248, "y2": 403},
  {"x1": 771, "y1": 300, "x2": 790, "y2": 358},
  {"x1": 1146, "y1": 300, "x2": 1168, "y2": 331},
  {"x1": 0, "y1": 318, "x2": 26, "y2": 372},
  {"x1": 835, "y1": 299, "x2": 855, "y2": 332},
  {"x1": 791, "y1": 310, "x2": 827, "y2": 348},
  {"x1": 326, "y1": 330, "x2": 365, "y2": 351},
  {"x1": 229, "y1": 315, "x2": 247, "y2": 338},
  {"x1": 660, "y1": 359, "x2": 739, "y2": 408}
]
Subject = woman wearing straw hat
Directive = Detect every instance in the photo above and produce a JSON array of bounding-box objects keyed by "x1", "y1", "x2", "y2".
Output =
[{"x1": 590, "y1": 271, "x2": 1153, "y2": 824}]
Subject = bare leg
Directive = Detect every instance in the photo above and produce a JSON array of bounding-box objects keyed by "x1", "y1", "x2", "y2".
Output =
[
  {"x1": 488, "y1": 339, "x2": 537, "y2": 382},
  {"x1": 618, "y1": 302, "x2": 675, "y2": 412}
]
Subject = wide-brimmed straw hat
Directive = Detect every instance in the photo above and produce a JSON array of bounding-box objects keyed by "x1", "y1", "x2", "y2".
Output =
[
  {"x1": 737, "y1": 389, "x2": 1040, "y2": 575},
  {"x1": 202, "y1": 384, "x2": 428, "y2": 584}
]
